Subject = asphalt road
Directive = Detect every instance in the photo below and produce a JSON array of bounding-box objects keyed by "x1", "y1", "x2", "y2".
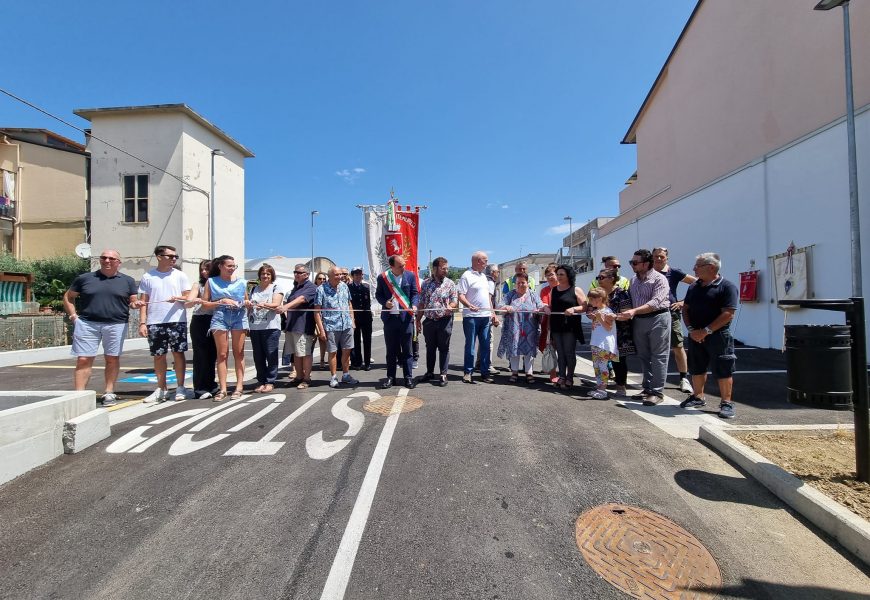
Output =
[{"x1": 1, "y1": 324, "x2": 868, "y2": 599}]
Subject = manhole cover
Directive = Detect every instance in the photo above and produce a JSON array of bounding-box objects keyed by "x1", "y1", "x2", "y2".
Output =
[
  {"x1": 363, "y1": 395, "x2": 423, "y2": 415},
  {"x1": 575, "y1": 503, "x2": 721, "y2": 599}
]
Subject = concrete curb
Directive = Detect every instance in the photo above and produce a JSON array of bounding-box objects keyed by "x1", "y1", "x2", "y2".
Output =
[
  {"x1": 0, "y1": 338, "x2": 149, "y2": 368},
  {"x1": 699, "y1": 424, "x2": 870, "y2": 566},
  {"x1": 0, "y1": 390, "x2": 96, "y2": 485},
  {"x1": 63, "y1": 409, "x2": 111, "y2": 454}
]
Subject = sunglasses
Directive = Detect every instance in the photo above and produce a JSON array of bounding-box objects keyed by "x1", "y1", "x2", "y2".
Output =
[
  {"x1": 628, "y1": 260, "x2": 643, "y2": 266},
  {"x1": 294, "y1": 271, "x2": 308, "y2": 275},
  {"x1": 596, "y1": 276, "x2": 611, "y2": 281},
  {"x1": 160, "y1": 254, "x2": 178, "y2": 259}
]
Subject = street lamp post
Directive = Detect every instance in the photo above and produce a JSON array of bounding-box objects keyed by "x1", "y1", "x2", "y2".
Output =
[
  {"x1": 210, "y1": 149, "x2": 225, "y2": 258},
  {"x1": 564, "y1": 216, "x2": 573, "y2": 267},
  {"x1": 310, "y1": 210, "x2": 319, "y2": 271},
  {"x1": 815, "y1": 0, "x2": 861, "y2": 296}
]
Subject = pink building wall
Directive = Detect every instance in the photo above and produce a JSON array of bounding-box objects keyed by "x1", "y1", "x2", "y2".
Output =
[{"x1": 603, "y1": 0, "x2": 870, "y2": 236}]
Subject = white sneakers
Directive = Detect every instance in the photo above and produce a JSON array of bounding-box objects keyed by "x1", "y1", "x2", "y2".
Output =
[
  {"x1": 679, "y1": 377, "x2": 694, "y2": 394},
  {"x1": 143, "y1": 388, "x2": 168, "y2": 403},
  {"x1": 174, "y1": 386, "x2": 194, "y2": 401}
]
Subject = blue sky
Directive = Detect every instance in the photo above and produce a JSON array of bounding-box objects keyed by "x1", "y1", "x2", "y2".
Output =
[{"x1": 2, "y1": 0, "x2": 696, "y2": 271}]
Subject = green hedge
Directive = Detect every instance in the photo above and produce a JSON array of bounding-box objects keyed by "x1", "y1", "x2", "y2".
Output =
[{"x1": 0, "y1": 252, "x2": 90, "y2": 309}]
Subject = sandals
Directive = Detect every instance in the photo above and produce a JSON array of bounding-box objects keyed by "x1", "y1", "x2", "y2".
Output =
[
  {"x1": 261, "y1": 384, "x2": 274, "y2": 393},
  {"x1": 212, "y1": 390, "x2": 227, "y2": 402},
  {"x1": 230, "y1": 390, "x2": 243, "y2": 400},
  {"x1": 297, "y1": 380, "x2": 310, "y2": 390},
  {"x1": 526, "y1": 374, "x2": 535, "y2": 384},
  {"x1": 508, "y1": 373, "x2": 519, "y2": 383},
  {"x1": 254, "y1": 385, "x2": 265, "y2": 393}
]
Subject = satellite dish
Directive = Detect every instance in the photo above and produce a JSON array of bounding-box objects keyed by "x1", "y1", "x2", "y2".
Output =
[{"x1": 75, "y1": 243, "x2": 92, "y2": 259}]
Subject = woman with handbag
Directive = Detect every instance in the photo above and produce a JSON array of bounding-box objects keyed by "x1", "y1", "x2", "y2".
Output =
[
  {"x1": 549, "y1": 264, "x2": 587, "y2": 390},
  {"x1": 597, "y1": 268, "x2": 635, "y2": 396},
  {"x1": 538, "y1": 263, "x2": 559, "y2": 383}
]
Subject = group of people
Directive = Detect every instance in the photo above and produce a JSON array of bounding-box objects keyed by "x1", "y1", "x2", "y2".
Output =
[{"x1": 64, "y1": 243, "x2": 739, "y2": 419}]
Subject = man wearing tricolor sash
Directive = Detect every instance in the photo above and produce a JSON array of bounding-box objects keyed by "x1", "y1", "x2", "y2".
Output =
[{"x1": 375, "y1": 254, "x2": 420, "y2": 389}]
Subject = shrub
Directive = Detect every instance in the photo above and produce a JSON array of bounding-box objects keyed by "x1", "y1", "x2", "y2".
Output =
[
  {"x1": 30, "y1": 255, "x2": 90, "y2": 308},
  {"x1": 0, "y1": 252, "x2": 89, "y2": 308},
  {"x1": 0, "y1": 251, "x2": 29, "y2": 274}
]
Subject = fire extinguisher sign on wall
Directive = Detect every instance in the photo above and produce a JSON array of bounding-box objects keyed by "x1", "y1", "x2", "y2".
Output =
[{"x1": 739, "y1": 271, "x2": 759, "y2": 303}]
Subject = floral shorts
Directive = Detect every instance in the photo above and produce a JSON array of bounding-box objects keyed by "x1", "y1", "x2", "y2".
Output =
[{"x1": 146, "y1": 322, "x2": 189, "y2": 356}]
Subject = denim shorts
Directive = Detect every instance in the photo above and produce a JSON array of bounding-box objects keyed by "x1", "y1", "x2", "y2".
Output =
[
  {"x1": 210, "y1": 306, "x2": 249, "y2": 332},
  {"x1": 71, "y1": 319, "x2": 128, "y2": 357}
]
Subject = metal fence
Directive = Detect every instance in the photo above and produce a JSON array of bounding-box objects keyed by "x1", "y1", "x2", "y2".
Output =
[{"x1": 0, "y1": 313, "x2": 142, "y2": 352}]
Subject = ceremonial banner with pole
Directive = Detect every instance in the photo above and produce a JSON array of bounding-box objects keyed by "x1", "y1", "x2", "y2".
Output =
[{"x1": 359, "y1": 193, "x2": 427, "y2": 294}]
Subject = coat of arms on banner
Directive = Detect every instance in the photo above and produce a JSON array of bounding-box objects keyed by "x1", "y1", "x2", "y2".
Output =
[
  {"x1": 360, "y1": 192, "x2": 427, "y2": 293},
  {"x1": 772, "y1": 242, "x2": 811, "y2": 303}
]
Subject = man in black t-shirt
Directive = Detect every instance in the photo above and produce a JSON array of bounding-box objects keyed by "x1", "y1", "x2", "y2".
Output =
[
  {"x1": 679, "y1": 252, "x2": 739, "y2": 419},
  {"x1": 63, "y1": 249, "x2": 140, "y2": 406},
  {"x1": 653, "y1": 247, "x2": 697, "y2": 394}
]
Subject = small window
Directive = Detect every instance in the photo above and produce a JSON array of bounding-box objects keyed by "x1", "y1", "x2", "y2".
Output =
[{"x1": 123, "y1": 174, "x2": 149, "y2": 223}]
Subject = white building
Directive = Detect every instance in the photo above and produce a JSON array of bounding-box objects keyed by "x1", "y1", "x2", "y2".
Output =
[
  {"x1": 74, "y1": 104, "x2": 254, "y2": 282},
  {"x1": 498, "y1": 253, "x2": 557, "y2": 286},
  {"x1": 591, "y1": 1, "x2": 870, "y2": 349}
]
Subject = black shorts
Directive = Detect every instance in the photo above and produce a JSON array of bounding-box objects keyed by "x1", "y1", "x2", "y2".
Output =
[
  {"x1": 147, "y1": 322, "x2": 189, "y2": 356},
  {"x1": 687, "y1": 328, "x2": 736, "y2": 379}
]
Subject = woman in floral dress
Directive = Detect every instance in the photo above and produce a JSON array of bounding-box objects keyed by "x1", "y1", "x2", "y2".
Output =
[{"x1": 497, "y1": 273, "x2": 547, "y2": 383}]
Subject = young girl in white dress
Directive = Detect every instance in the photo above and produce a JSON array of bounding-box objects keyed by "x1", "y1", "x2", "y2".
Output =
[{"x1": 587, "y1": 288, "x2": 618, "y2": 400}]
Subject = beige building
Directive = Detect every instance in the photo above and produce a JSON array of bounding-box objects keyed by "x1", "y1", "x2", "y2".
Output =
[
  {"x1": 604, "y1": 0, "x2": 870, "y2": 235},
  {"x1": 593, "y1": 0, "x2": 870, "y2": 349},
  {"x1": 558, "y1": 217, "x2": 613, "y2": 273},
  {"x1": 0, "y1": 129, "x2": 88, "y2": 258}
]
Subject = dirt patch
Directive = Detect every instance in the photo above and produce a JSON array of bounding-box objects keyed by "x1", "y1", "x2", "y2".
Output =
[{"x1": 731, "y1": 429, "x2": 870, "y2": 521}]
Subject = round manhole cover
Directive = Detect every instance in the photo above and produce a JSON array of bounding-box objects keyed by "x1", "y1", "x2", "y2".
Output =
[
  {"x1": 575, "y1": 503, "x2": 721, "y2": 599},
  {"x1": 363, "y1": 395, "x2": 423, "y2": 415}
]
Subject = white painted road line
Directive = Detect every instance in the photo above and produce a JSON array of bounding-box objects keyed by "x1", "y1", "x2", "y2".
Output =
[
  {"x1": 666, "y1": 370, "x2": 787, "y2": 375},
  {"x1": 223, "y1": 393, "x2": 326, "y2": 456},
  {"x1": 319, "y1": 388, "x2": 408, "y2": 600}
]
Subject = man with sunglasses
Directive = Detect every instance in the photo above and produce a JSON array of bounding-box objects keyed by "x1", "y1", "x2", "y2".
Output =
[
  {"x1": 138, "y1": 245, "x2": 193, "y2": 403},
  {"x1": 63, "y1": 249, "x2": 140, "y2": 406},
  {"x1": 617, "y1": 249, "x2": 671, "y2": 405},
  {"x1": 277, "y1": 264, "x2": 319, "y2": 389},
  {"x1": 589, "y1": 256, "x2": 629, "y2": 291}
]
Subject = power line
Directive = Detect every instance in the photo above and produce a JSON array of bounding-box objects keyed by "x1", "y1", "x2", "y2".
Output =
[{"x1": 0, "y1": 87, "x2": 208, "y2": 196}]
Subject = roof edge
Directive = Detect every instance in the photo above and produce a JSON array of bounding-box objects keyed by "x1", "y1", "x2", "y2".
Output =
[
  {"x1": 620, "y1": 0, "x2": 703, "y2": 145},
  {"x1": 73, "y1": 104, "x2": 255, "y2": 158}
]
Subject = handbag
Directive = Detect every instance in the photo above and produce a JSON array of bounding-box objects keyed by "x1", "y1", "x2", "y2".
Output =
[{"x1": 540, "y1": 342, "x2": 557, "y2": 373}]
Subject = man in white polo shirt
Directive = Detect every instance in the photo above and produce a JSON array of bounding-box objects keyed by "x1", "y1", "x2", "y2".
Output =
[{"x1": 458, "y1": 251, "x2": 499, "y2": 384}]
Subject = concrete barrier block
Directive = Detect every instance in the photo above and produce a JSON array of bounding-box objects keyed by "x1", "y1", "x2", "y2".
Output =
[
  {"x1": 0, "y1": 430, "x2": 61, "y2": 484},
  {"x1": 63, "y1": 409, "x2": 110, "y2": 454}
]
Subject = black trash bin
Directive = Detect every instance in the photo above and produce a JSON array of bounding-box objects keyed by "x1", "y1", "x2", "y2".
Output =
[{"x1": 784, "y1": 324, "x2": 853, "y2": 410}]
